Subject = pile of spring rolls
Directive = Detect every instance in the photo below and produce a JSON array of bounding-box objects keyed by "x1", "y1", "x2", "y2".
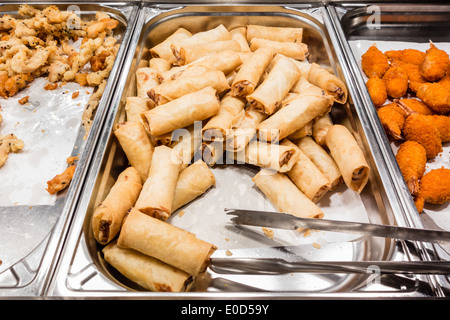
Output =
[{"x1": 91, "y1": 24, "x2": 370, "y2": 292}]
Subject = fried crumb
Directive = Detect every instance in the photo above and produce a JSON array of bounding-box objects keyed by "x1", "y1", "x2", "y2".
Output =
[
  {"x1": 44, "y1": 83, "x2": 58, "y2": 90},
  {"x1": 225, "y1": 250, "x2": 233, "y2": 256},
  {"x1": 262, "y1": 227, "x2": 274, "y2": 239},
  {"x1": 312, "y1": 242, "x2": 321, "y2": 249},
  {"x1": 178, "y1": 210, "x2": 185, "y2": 217},
  {"x1": 66, "y1": 154, "x2": 79, "y2": 165},
  {"x1": 18, "y1": 96, "x2": 29, "y2": 105},
  {"x1": 72, "y1": 91, "x2": 80, "y2": 99}
]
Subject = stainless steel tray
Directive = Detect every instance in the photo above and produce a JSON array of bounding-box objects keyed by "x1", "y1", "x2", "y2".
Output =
[
  {"x1": 47, "y1": 3, "x2": 437, "y2": 298},
  {"x1": 0, "y1": 1, "x2": 140, "y2": 297},
  {"x1": 326, "y1": 2, "x2": 450, "y2": 296}
]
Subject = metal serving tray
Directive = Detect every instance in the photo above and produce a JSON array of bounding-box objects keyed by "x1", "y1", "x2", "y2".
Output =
[
  {"x1": 0, "y1": 1, "x2": 140, "y2": 297},
  {"x1": 47, "y1": 3, "x2": 438, "y2": 298},
  {"x1": 326, "y1": 2, "x2": 450, "y2": 296}
]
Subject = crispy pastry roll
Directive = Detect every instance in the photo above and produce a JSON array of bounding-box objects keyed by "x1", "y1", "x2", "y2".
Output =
[
  {"x1": 142, "y1": 87, "x2": 221, "y2": 136},
  {"x1": 246, "y1": 25, "x2": 303, "y2": 44},
  {"x1": 231, "y1": 47, "x2": 276, "y2": 98},
  {"x1": 172, "y1": 159, "x2": 216, "y2": 211},
  {"x1": 296, "y1": 136, "x2": 342, "y2": 190},
  {"x1": 171, "y1": 24, "x2": 231, "y2": 65},
  {"x1": 201, "y1": 140, "x2": 225, "y2": 166},
  {"x1": 257, "y1": 85, "x2": 334, "y2": 143},
  {"x1": 117, "y1": 208, "x2": 217, "y2": 276},
  {"x1": 225, "y1": 105, "x2": 268, "y2": 152},
  {"x1": 136, "y1": 67, "x2": 160, "y2": 98},
  {"x1": 236, "y1": 140, "x2": 299, "y2": 173},
  {"x1": 178, "y1": 40, "x2": 241, "y2": 65},
  {"x1": 103, "y1": 241, "x2": 194, "y2": 292},
  {"x1": 202, "y1": 93, "x2": 247, "y2": 141},
  {"x1": 287, "y1": 121, "x2": 313, "y2": 141},
  {"x1": 281, "y1": 139, "x2": 330, "y2": 203},
  {"x1": 148, "y1": 70, "x2": 229, "y2": 105},
  {"x1": 149, "y1": 57, "x2": 172, "y2": 74},
  {"x1": 252, "y1": 170, "x2": 324, "y2": 219},
  {"x1": 230, "y1": 27, "x2": 251, "y2": 52},
  {"x1": 312, "y1": 113, "x2": 333, "y2": 147},
  {"x1": 171, "y1": 124, "x2": 203, "y2": 169},
  {"x1": 325, "y1": 125, "x2": 370, "y2": 193},
  {"x1": 114, "y1": 121, "x2": 154, "y2": 182},
  {"x1": 190, "y1": 50, "x2": 243, "y2": 76},
  {"x1": 92, "y1": 167, "x2": 142, "y2": 245},
  {"x1": 134, "y1": 145, "x2": 182, "y2": 220},
  {"x1": 149, "y1": 27, "x2": 192, "y2": 64},
  {"x1": 249, "y1": 38, "x2": 308, "y2": 61},
  {"x1": 246, "y1": 55, "x2": 301, "y2": 115},
  {"x1": 125, "y1": 96, "x2": 155, "y2": 123}
]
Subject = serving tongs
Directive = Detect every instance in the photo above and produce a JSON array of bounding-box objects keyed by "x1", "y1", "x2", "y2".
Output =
[{"x1": 209, "y1": 209, "x2": 450, "y2": 276}]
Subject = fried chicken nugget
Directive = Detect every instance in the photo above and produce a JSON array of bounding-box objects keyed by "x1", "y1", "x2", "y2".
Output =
[
  {"x1": 361, "y1": 45, "x2": 390, "y2": 78},
  {"x1": 416, "y1": 82, "x2": 450, "y2": 114},
  {"x1": 396, "y1": 98, "x2": 434, "y2": 116},
  {"x1": 420, "y1": 42, "x2": 449, "y2": 82},
  {"x1": 366, "y1": 76, "x2": 387, "y2": 107},
  {"x1": 383, "y1": 65, "x2": 409, "y2": 99},
  {"x1": 396, "y1": 140, "x2": 427, "y2": 196},
  {"x1": 415, "y1": 168, "x2": 450, "y2": 213},
  {"x1": 403, "y1": 113, "x2": 443, "y2": 159},
  {"x1": 377, "y1": 102, "x2": 406, "y2": 140}
]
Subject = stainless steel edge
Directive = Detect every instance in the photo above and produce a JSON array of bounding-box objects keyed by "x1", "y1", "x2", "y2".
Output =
[{"x1": 324, "y1": 3, "x2": 447, "y2": 297}]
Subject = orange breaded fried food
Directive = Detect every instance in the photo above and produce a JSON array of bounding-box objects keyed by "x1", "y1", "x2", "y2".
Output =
[
  {"x1": 377, "y1": 102, "x2": 406, "y2": 140},
  {"x1": 383, "y1": 65, "x2": 409, "y2": 99},
  {"x1": 415, "y1": 168, "x2": 450, "y2": 213},
  {"x1": 418, "y1": 114, "x2": 450, "y2": 142},
  {"x1": 366, "y1": 76, "x2": 387, "y2": 107},
  {"x1": 396, "y1": 141, "x2": 427, "y2": 196},
  {"x1": 396, "y1": 98, "x2": 434, "y2": 116},
  {"x1": 385, "y1": 49, "x2": 425, "y2": 66},
  {"x1": 46, "y1": 165, "x2": 76, "y2": 195},
  {"x1": 420, "y1": 42, "x2": 450, "y2": 82},
  {"x1": 416, "y1": 82, "x2": 450, "y2": 114},
  {"x1": 361, "y1": 45, "x2": 390, "y2": 78},
  {"x1": 403, "y1": 113, "x2": 443, "y2": 159}
]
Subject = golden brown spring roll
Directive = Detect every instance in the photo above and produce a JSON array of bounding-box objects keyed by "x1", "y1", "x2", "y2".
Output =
[
  {"x1": 142, "y1": 86, "x2": 221, "y2": 136},
  {"x1": 117, "y1": 208, "x2": 217, "y2": 276},
  {"x1": 134, "y1": 145, "x2": 182, "y2": 220},
  {"x1": 252, "y1": 169, "x2": 324, "y2": 219},
  {"x1": 172, "y1": 159, "x2": 216, "y2": 211},
  {"x1": 114, "y1": 121, "x2": 154, "y2": 182},
  {"x1": 171, "y1": 124, "x2": 203, "y2": 169},
  {"x1": 296, "y1": 136, "x2": 342, "y2": 190},
  {"x1": 281, "y1": 139, "x2": 330, "y2": 203},
  {"x1": 246, "y1": 25, "x2": 303, "y2": 44},
  {"x1": 125, "y1": 97, "x2": 155, "y2": 123},
  {"x1": 257, "y1": 85, "x2": 334, "y2": 143},
  {"x1": 201, "y1": 140, "x2": 225, "y2": 166},
  {"x1": 286, "y1": 121, "x2": 313, "y2": 140},
  {"x1": 312, "y1": 113, "x2": 333, "y2": 147},
  {"x1": 178, "y1": 40, "x2": 241, "y2": 65},
  {"x1": 190, "y1": 50, "x2": 243, "y2": 76},
  {"x1": 148, "y1": 70, "x2": 229, "y2": 105},
  {"x1": 136, "y1": 67, "x2": 160, "y2": 98},
  {"x1": 149, "y1": 57, "x2": 172, "y2": 74},
  {"x1": 246, "y1": 55, "x2": 301, "y2": 115},
  {"x1": 236, "y1": 140, "x2": 299, "y2": 173},
  {"x1": 230, "y1": 27, "x2": 251, "y2": 52},
  {"x1": 171, "y1": 65, "x2": 210, "y2": 80},
  {"x1": 202, "y1": 93, "x2": 246, "y2": 141},
  {"x1": 149, "y1": 27, "x2": 192, "y2": 64},
  {"x1": 249, "y1": 38, "x2": 308, "y2": 60},
  {"x1": 325, "y1": 125, "x2": 370, "y2": 193},
  {"x1": 92, "y1": 167, "x2": 142, "y2": 245},
  {"x1": 231, "y1": 47, "x2": 275, "y2": 98},
  {"x1": 171, "y1": 24, "x2": 231, "y2": 65},
  {"x1": 103, "y1": 241, "x2": 194, "y2": 292}
]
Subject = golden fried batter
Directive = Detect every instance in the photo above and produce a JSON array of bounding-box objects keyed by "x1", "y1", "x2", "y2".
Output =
[
  {"x1": 361, "y1": 45, "x2": 390, "y2": 78},
  {"x1": 396, "y1": 98, "x2": 434, "y2": 116},
  {"x1": 383, "y1": 65, "x2": 409, "y2": 99},
  {"x1": 396, "y1": 140, "x2": 427, "y2": 196},
  {"x1": 415, "y1": 168, "x2": 450, "y2": 213},
  {"x1": 416, "y1": 82, "x2": 450, "y2": 114},
  {"x1": 403, "y1": 113, "x2": 443, "y2": 159},
  {"x1": 420, "y1": 42, "x2": 449, "y2": 82},
  {"x1": 366, "y1": 76, "x2": 387, "y2": 107},
  {"x1": 0, "y1": 133, "x2": 24, "y2": 168},
  {"x1": 377, "y1": 102, "x2": 405, "y2": 140},
  {"x1": 46, "y1": 165, "x2": 76, "y2": 195}
]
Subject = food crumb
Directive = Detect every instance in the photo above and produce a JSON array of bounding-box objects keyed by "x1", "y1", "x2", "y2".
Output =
[
  {"x1": 262, "y1": 227, "x2": 274, "y2": 239},
  {"x1": 178, "y1": 210, "x2": 185, "y2": 217},
  {"x1": 72, "y1": 91, "x2": 80, "y2": 99},
  {"x1": 225, "y1": 250, "x2": 233, "y2": 256},
  {"x1": 44, "y1": 83, "x2": 58, "y2": 90},
  {"x1": 312, "y1": 242, "x2": 321, "y2": 249},
  {"x1": 18, "y1": 96, "x2": 29, "y2": 105}
]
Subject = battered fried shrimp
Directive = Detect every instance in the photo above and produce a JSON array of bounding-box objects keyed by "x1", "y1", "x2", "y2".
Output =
[
  {"x1": 361, "y1": 45, "x2": 390, "y2": 78},
  {"x1": 396, "y1": 98, "x2": 434, "y2": 116},
  {"x1": 403, "y1": 113, "x2": 443, "y2": 159},
  {"x1": 377, "y1": 102, "x2": 406, "y2": 140},
  {"x1": 383, "y1": 65, "x2": 409, "y2": 99},
  {"x1": 385, "y1": 49, "x2": 425, "y2": 66},
  {"x1": 384, "y1": 50, "x2": 402, "y2": 62},
  {"x1": 0, "y1": 133, "x2": 24, "y2": 168},
  {"x1": 415, "y1": 168, "x2": 450, "y2": 213},
  {"x1": 46, "y1": 165, "x2": 76, "y2": 195},
  {"x1": 396, "y1": 141, "x2": 427, "y2": 196},
  {"x1": 416, "y1": 82, "x2": 450, "y2": 114},
  {"x1": 420, "y1": 42, "x2": 449, "y2": 82},
  {"x1": 402, "y1": 63, "x2": 426, "y2": 93},
  {"x1": 438, "y1": 65, "x2": 450, "y2": 92},
  {"x1": 366, "y1": 76, "x2": 387, "y2": 107},
  {"x1": 420, "y1": 114, "x2": 450, "y2": 142}
]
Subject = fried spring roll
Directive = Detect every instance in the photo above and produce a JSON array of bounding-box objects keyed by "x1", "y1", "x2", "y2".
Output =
[
  {"x1": 296, "y1": 136, "x2": 342, "y2": 190},
  {"x1": 201, "y1": 140, "x2": 225, "y2": 166},
  {"x1": 325, "y1": 125, "x2": 370, "y2": 193},
  {"x1": 172, "y1": 160, "x2": 216, "y2": 211},
  {"x1": 230, "y1": 27, "x2": 251, "y2": 52},
  {"x1": 286, "y1": 121, "x2": 313, "y2": 141},
  {"x1": 142, "y1": 87, "x2": 221, "y2": 136},
  {"x1": 148, "y1": 70, "x2": 229, "y2": 105},
  {"x1": 252, "y1": 170, "x2": 324, "y2": 219},
  {"x1": 249, "y1": 38, "x2": 308, "y2": 60},
  {"x1": 246, "y1": 55, "x2": 301, "y2": 115},
  {"x1": 103, "y1": 241, "x2": 194, "y2": 292},
  {"x1": 246, "y1": 25, "x2": 303, "y2": 44},
  {"x1": 149, "y1": 57, "x2": 172, "y2": 74},
  {"x1": 134, "y1": 145, "x2": 182, "y2": 220},
  {"x1": 92, "y1": 167, "x2": 142, "y2": 245},
  {"x1": 114, "y1": 121, "x2": 154, "y2": 182},
  {"x1": 125, "y1": 96, "x2": 155, "y2": 123},
  {"x1": 231, "y1": 47, "x2": 275, "y2": 97},
  {"x1": 171, "y1": 124, "x2": 203, "y2": 169},
  {"x1": 136, "y1": 67, "x2": 160, "y2": 98},
  {"x1": 179, "y1": 40, "x2": 241, "y2": 65},
  {"x1": 149, "y1": 27, "x2": 192, "y2": 64},
  {"x1": 117, "y1": 208, "x2": 217, "y2": 276},
  {"x1": 190, "y1": 50, "x2": 243, "y2": 76},
  {"x1": 312, "y1": 113, "x2": 333, "y2": 147},
  {"x1": 281, "y1": 139, "x2": 330, "y2": 203}
]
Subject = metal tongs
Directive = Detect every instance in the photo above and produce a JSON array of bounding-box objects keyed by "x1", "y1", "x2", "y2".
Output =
[{"x1": 209, "y1": 209, "x2": 450, "y2": 276}]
